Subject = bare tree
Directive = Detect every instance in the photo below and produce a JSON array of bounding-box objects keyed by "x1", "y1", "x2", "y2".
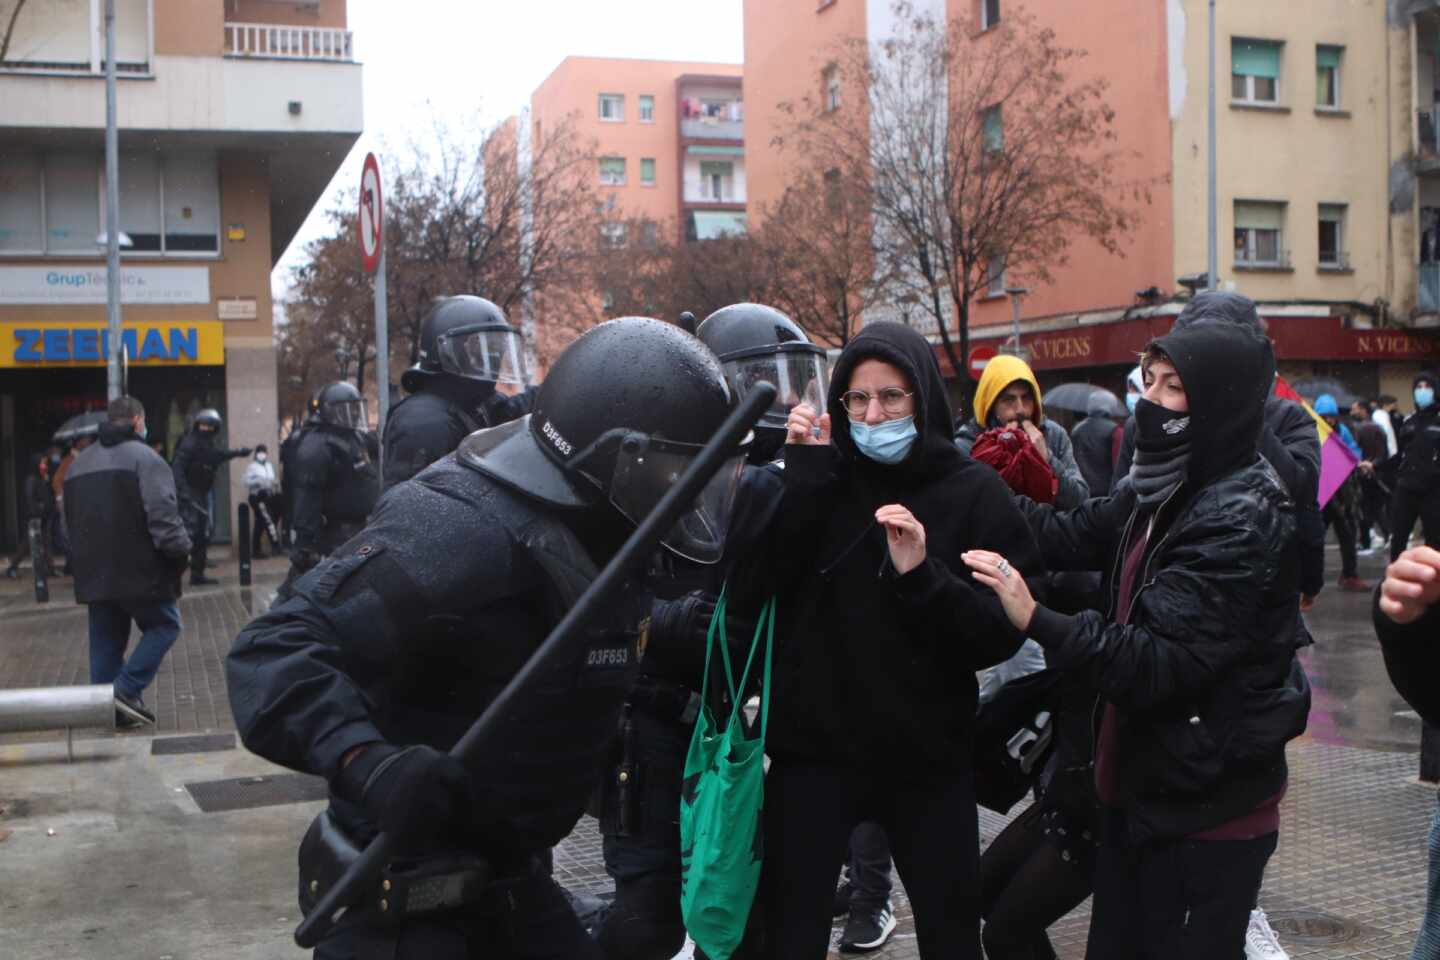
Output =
[
  {"x1": 778, "y1": 1, "x2": 1151, "y2": 383},
  {"x1": 0, "y1": 0, "x2": 30, "y2": 63},
  {"x1": 756, "y1": 166, "x2": 890, "y2": 348},
  {"x1": 286, "y1": 207, "x2": 377, "y2": 394}
]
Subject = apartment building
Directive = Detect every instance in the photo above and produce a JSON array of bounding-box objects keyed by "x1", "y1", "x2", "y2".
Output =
[
  {"x1": 0, "y1": 0, "x2": 362, "y2": 552},
  {"x1": 529, "y1": 56, "x2": 746, "y2": 247},
  {"x1": 743, "y1": 0, "x2": 1437, "y2": 400}
]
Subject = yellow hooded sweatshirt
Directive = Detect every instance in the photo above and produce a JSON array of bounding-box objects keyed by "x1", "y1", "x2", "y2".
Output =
[{"x1": 972, "y1": 354, "x2": 1044, "y2": 427}]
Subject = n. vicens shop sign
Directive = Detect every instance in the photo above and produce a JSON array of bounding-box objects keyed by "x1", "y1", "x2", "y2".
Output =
[{"x1": 0, "y1": 265, "x2": 210, "y2": 305}]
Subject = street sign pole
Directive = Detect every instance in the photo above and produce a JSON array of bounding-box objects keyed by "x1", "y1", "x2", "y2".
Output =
[
  {"x1": 358, "y1": 153, "x2": 386, "y2": 488},
  {"x1": 375, "y1": 241, "x2": 388, "y2": 480},
  {"x1": 104, "y1": 0, "x2": 122, "y2": 402}
]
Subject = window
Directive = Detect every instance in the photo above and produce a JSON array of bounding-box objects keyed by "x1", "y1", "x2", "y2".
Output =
[
  {"x1": 639, "y1": 95, "x2": 655, "y2": 123},
  {"x1": 0, "y1": 151, "x2": 44, "y2": 252},
  {"x1": 700, "y1": 161, "x2": 734, "y2": 201},
  {"x1": 103, "y1": 150, "x2": 220, "y2": 254},
  {"x1": 981, "y1": 0, "x2": 1000, "y2": 30},
  {"x1": 1232, "y1": 39, "x2": 1281, "y2": 104},
  {"x1": 641, "y1": 222, "x2": 659, "y2": 248},
  {"x1": 985, "y1": 255, "x2": 1006, "y2": 296},
  {"x1": 598, "y1": 157, "x2": 626, "y2": 186},
  {"x1": 982, "y1": 106, "x2": 1004, "y2": 153},
  {"x1": 44, "y1": 153, "x2": 101, "y2": 254},
  {"x1": 1316, "y1": 45, "x2": 1342, "y2": 109},
  {"x1": 640, "y1": 158, "x2": 656, "y2": 186},
  {"x1": 1234, "y1": 200, "x2": 1286, "y2": 267},
  {"x1": 1318, "y1": 203, "x2": 1347, "y2": 269},
  {"x1": 601, "y1": 222, "x2": 626, "y2": 248},
  {"x1": 823, "y1": 64, "x2": 840, "y2": 112},
  {"x1": 598, "y1": 93, "x2": 625, "y2": 122}
]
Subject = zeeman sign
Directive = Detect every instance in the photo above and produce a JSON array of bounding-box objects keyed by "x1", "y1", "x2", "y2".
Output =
[{"x1": 0, "y1": 321, "x2": 225, "y2": 369}]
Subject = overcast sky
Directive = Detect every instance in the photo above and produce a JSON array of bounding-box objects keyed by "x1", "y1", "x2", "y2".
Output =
[{"x1": 271, "y1": 0, "x2": 744, "y2": 300}]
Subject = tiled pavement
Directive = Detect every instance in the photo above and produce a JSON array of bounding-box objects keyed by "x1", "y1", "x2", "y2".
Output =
[{"x1": 1, "y1": 557, "x2": 1436, "y2": 958}]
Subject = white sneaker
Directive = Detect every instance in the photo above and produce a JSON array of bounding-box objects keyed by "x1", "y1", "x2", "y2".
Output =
[{"x1": 1245, "y1": 909, "x2": 1289, "y2": 960}]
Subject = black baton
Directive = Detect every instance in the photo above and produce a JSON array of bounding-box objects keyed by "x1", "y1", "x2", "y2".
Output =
[{"x1": 293, "y1": 381, "x2": 776, "y2": 947}]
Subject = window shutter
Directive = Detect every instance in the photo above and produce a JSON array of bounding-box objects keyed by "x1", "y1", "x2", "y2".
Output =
[
  {"x1": 1232, "y1": 40, "x2": 1281, "y2": 79},
  {"x1": 1316, "y1": 46, "x2": 1342, "y2": 70},
  {"x1": 1235, "y1": 201, "x2": 1284, "y2": 230}
]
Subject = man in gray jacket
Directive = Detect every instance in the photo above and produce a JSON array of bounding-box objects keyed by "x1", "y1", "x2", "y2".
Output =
[{"x1": 64, "y1": 396, "x2": 192, "y2": 727}]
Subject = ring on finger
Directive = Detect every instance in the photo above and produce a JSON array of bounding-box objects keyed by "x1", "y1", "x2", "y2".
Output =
[{"x1": 997, "y1": 559, "x2": 1010, "y2": 577}]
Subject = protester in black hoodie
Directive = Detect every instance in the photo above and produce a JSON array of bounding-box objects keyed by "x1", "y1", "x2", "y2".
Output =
[
  {"x1": 1390, "y1": 371, "x2": 1440, "y2": 561},
  {"x1": 965, "y1": 322, "x2": 1308, "y2": 959},
  {"x1": 751, "y1": 321, "x2": 1042, "y2": 959}
]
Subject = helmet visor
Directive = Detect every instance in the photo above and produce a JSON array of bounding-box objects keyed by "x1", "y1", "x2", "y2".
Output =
[
  {"x1": 723, "y1": 349, "x2": 829, "y2": 431},
  {"x1": 609, "y1": 436, "x2": 748, "y2": 565},
  {"x1": 326, "y1": 398, "x2": 369, "y2": 430},
  {"x1": 436, "y1": 326, "x2": 529, "y2": 386}
]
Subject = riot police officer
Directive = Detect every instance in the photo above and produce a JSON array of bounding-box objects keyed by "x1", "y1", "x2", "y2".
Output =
[
  {"x1": 285, "y1": 382, "x2": 380, "y2": 583},
  {"x1": 592, "y1": 303, "x2": 828, "y2": 960},
  {"x1": 171, "y1": 408, "x2": 250, "y2": 586},
  {"x1": 382, "y1": 296, "x2": 538, "y2": 490},
  {"x1": 226, "y1": 318, "x2": 747, "y2": 959}
]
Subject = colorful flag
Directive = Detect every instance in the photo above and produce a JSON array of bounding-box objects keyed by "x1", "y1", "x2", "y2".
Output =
[{"x1": 1275, "y1": 376, "x2": 1356, "y2": 508}]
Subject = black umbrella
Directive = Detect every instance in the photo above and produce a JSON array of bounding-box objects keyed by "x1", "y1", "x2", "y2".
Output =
[
  {"x1": 1288, "y1": 377, "x2": 1359, "y2": 410},
  {"x1": 1042, "y1": 382, "x2": 1105, "y2": 414},
  {"x1": 52, "y1": 410, "x2": 107, "y2": 445}
]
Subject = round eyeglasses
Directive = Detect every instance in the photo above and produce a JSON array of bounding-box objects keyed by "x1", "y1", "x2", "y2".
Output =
[{"x1": 840, "y1": 388, "x2": 915, "y2": 418}]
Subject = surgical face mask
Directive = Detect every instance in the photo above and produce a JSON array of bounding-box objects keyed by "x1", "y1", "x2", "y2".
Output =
[
  {"x1": 1125, "y1": 392, "x2": 1139, "y2": 414},
  {"x1": 849, "y1": 415, "x2": 918, "y2": 465},
  {"x1": 256, "y1": 452, "x2": 267, "y2": 463},
  {"x1": 1417, "y1": 386, "x2": 1436, "y2": 410},
  {"x1": 136, "y1": 420, "x2": 148, "y2": 441}
]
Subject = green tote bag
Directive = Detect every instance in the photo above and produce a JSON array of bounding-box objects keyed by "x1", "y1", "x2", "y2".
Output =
[{"x1": 678, "y1": 590, "x2": 775, "y2": 960}]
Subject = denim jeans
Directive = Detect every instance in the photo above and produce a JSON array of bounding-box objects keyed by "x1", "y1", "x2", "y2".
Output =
[
  {"x1": 88, "y1": 598, "x2": 182, "y2": 701},
  {"x1": 1413, "y1": 802, "x2": 1440, "y2": 960}
]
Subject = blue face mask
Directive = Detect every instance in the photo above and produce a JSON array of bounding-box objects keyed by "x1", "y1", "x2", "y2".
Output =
[
  {"x1": 1126, "y1": 392, "x2": 1139, "y2": 414},
  {"x1": 136, "y1": 420, "x2": 148, "y2": 440},
  {"x1": 1418, "y1": 386, "x2": 1436, "y2": 410},
  {"x1": 849, "y1": 415, "x2": 918, "y2": 465}
]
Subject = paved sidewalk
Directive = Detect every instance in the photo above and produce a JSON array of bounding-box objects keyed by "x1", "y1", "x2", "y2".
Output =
[{"x1": 0, "y1": 549, "x2": 1435, "y2": 958}]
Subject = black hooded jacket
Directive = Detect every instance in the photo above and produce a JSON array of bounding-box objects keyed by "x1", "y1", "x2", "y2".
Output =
[
  {"x1": 382, "y1": 378, "x2": 539, "y2": 491},
  {"x1": 1020, "y1": 323, "x2": 1306, "y2": 842},
  {"x1": 751, "y1": 322, "x2": 1044, "y2": 773},
  {"x1": 1396, "y1": 373, "x2": 1440, "y2": 493}
]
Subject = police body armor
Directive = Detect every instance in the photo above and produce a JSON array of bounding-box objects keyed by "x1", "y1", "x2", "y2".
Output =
[
  {"x1": 294, "y1": 426, "x2": 380, "y2": 555},
  {"x1": 289, "y1": 455, "x2": 649, "y2": 924}
]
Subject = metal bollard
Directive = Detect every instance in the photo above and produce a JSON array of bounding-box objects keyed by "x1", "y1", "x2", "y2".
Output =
[
  {"x1": 237, "y1": 503, "x2": 252, "y2": 587},
  {"x1": 28, "y1": 518, "x2": 48, "y2": 603}
]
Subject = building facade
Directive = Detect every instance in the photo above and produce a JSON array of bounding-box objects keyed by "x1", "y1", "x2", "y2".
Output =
[
  {"x1": 0, "y1": 0, "x2": 362, "y2": 551},
  {"x1": 528, "y1": 56, "x2": 745, "y2": 247},
  {"x1": 742, "y1": 0, "x2": 1438, "y2": 403}
]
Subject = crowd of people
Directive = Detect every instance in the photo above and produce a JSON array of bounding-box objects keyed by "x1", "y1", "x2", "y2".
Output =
[{"x1": 11, "y1": 287, "x2": 1437, "y2": 958}]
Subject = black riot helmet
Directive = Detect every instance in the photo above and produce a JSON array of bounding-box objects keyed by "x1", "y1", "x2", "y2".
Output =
[
  {"x1": 696, "y1": 303, "x2": 829, "y2": 444},
  {"x1": 192, "y1": 408, "x2": 223, "y2": 434},
  {"x1": 313, "y1": 381, "x2": 369, "y2": 431},
  {"x1": 459, "y1": 317, "x2": 749, "y2": 564},
  {"x1": 404, "y1": 295, "x2": 530, "y2": 394}
]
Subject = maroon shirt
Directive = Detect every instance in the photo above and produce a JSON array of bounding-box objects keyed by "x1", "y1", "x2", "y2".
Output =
[{"x1": 1094, "y1": 519, "x2": 1151, "y2": 806}]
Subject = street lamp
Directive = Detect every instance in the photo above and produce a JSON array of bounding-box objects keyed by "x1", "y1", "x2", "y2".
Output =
[{"x1": 1003, "y1": 286, "x2": 1030, "y2": 359}]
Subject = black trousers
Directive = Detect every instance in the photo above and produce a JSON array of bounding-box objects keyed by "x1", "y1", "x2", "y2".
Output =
[
  {"x1": 1085, "y1": 828, "x2": 1277, "y2": 960},
  {"x1": 843, "y1": 821, "x2": 894, "y2": 912},
  {"x1": 1356, "y1": 475, "x2": 1389, "y2": 547},
  {"x1": 1322, "y1": 500, "x2": 1357, "y2": 578},
  {"x1": 1391, "y1": 487, "x2": 1440, "y2": 561},
  {"x1": 979, "y1": 803, "x2": 1096, "y2": 960},
  {"x1": 313, "y1": 873, "x2": 602, "y2": 960},
  {"x1": 758, "y1": 758, "x2": 981, "y2": 959},
  {"x1": 181, "y1": 500, "x2": 209, "y2": 579}
]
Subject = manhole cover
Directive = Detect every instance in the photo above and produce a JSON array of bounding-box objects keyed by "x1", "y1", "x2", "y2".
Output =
[
  {"x1": 152, "y1": 734, "x2": 236, "y2": 756},
  {"x1": 184, "y1": 773, "x2": 327, "y2": 813},
  {"x1": 1268, "y1": 910, "x2": 1367, "y2": 945}
]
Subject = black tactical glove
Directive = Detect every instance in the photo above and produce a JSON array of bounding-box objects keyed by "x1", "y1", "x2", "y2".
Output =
[
  {"x1": 644, "y1": 591, "x2": 756, "y2": 688},
  {"x1": 290, "y1": 548, "x2": 321, "y2": 575},
  {"x1": 334, "y1": 744, "x2": 476, "y2": 853}
]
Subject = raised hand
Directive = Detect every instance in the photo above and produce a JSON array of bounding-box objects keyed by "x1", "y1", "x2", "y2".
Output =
[
  {"x1": 876, "y1": 503, "x2": 926, "y2": 575},
  {"x1": 786, "y1": 403, "x2": 832, "y2": 447}
]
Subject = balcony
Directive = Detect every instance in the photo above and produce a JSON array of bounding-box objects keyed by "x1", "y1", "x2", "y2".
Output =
[
  {"x1": 1318, "y1": 251, "x2": 1351, "y2": 273},
  {"x1": 1234, "y1": 249, "x2": 1293, "y2": 273},
  {"x1": 224, "y1": 22, "x2": 354, "y2": 61},
  {"x1": 681, "y1": 116, "x2": 744, "y2": 141},
  {"x1": 1421, "y1": 263, "x2": 1440, "y2": 313}
]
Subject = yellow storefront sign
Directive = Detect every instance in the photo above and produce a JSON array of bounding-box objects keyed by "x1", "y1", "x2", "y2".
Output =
[{"x1": 0, "y1": 321, "x2": 225, "y2": 368}]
